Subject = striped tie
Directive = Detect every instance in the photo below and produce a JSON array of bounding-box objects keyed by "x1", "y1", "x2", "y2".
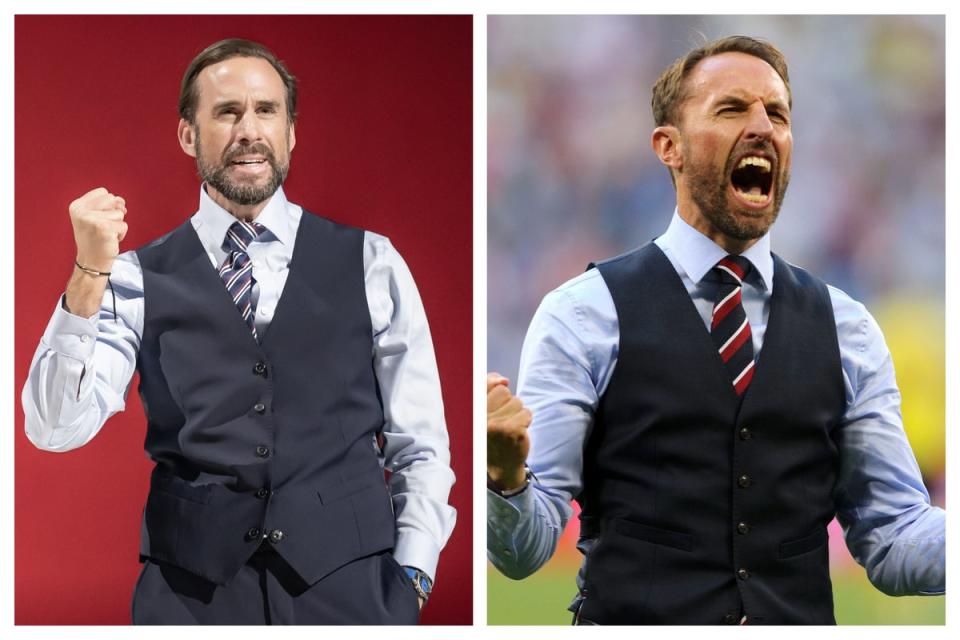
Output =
[
  {"x1": 710, "y1": 255, "x2": 754, "y2": 396},
  {"x1": 219, "y1": 220, "x2": 266, "y2": 339}
]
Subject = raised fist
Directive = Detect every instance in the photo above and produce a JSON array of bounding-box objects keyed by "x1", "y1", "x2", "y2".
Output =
[
  {"x1": 69, "y1": 187, "x2": 128, "y2": 272},
  {"x1": 487, "y1": 372, "x2": 532, "y2": 491}
]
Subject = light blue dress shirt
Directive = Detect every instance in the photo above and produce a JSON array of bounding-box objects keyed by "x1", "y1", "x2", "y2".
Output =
[
  {"x1": 487, "y1": 211, "x2": 944, "y2": 596},
  {"x1": 23, "y1": 185, "x2": 456, "y2": 582}
]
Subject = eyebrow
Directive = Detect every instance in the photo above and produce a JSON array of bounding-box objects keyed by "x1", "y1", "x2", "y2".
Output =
[
  {"x1": 212, "y1": 99, "x2": 281, "y2": 112},
  {"x1": 714, "y1": 94, "x2": 790, "y2": 114}
]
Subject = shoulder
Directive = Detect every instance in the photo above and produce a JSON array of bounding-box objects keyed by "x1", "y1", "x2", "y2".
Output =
[
  {"x1": 825, "y1": 283, "x2": 881, "y2": 353},
  {"x1": 298, "y1": 208, "x2": 371, "y2": 238},
  {"x1": 775, "y1": 256, "x2": 879, "y2": 345},
  {"x1": 362, "y1": 229, "x2": 400, "y2": 260},
  {"x1": 134, "y1": 220, "x2": 198, "y2": 272},
  {"x1": 534, "y1": 268, "x2": 616, "y2": 337},
  {"x1": 135, "y1": 220, "x2": 192, "y2": 254},
  {"x1": 773, "y1": 255, "x2": 829, "y2": 290}
]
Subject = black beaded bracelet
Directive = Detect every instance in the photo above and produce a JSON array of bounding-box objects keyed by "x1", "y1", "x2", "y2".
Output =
[{"x1": 74, "y1": 260, "x2": 112, "y2": 277}]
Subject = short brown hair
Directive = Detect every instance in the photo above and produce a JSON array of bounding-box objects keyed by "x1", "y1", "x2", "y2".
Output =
[
  {"x1": 651, "y1": 35, "x2": 791, "y2": 128},
  {"x1": 179, "y1": 38, "x2": 298, "y2": 124}
]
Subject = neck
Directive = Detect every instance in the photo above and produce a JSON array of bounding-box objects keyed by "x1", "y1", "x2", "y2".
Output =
[{"x1": 204, "y1": 184, "x2": 273, "y2": 222}]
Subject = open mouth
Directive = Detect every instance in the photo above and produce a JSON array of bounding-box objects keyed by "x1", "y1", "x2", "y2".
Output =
[
  {"x1": 230, "y1": 158, "x2": 267, "y2": 166},
  {"x1": 730, "y1": 155, "x2": 774, "y2": 207}
]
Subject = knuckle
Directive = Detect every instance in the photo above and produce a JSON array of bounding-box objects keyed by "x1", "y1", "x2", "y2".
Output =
[
  {"x1": 505, "y1": 397, "x2": 525, "y2": 413},
  {"x1": 489, "y1": 385, "x2": 510, "y2": 400}
]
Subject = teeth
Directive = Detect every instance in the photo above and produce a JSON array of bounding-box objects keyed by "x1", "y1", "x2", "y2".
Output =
[
  {"x1": 737, "y1": 156, "x2": 771, "y2": 172},
  {"x1": 738, "y1": 192, "x2": 768, "y2": 203}
]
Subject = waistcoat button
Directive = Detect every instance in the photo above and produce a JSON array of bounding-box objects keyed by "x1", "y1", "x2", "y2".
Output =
[
  {"x1": 739, "y1": 427, "x2": 752, "y2": 440},
  {"x1": 737, "y1": 474, "x2": 751, "y2": 488},
  {"x1": 245, "y1": 527, "x2": 261, "y2": 541},
  {"x1": 737, "y1": 522, "x2": 750, "y2": 535},
  {"x1": 269, "y1": 529, "x2": 284, "y2": 543},
  {"x1": 255, "y1": 488, "x2": 270, "y2": 499},
  {"x1": 253, "y1": 362, "x2": 267, "y2": 377},
  {"x1": 253, "y1": 402, "x2": 266, "y2": 414},
  {"x1": 255, "y1": 445, "x2": 270, "y2": 458},
  {"x1": 737, "y1": 568, "x2": 750, "y2": 580}
]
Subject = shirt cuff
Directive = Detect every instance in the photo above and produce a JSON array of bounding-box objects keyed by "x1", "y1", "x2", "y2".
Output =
[
  {"x1": 488, "y1": 487, "x2": 535, "y2": 562},
  {"x1": 393, "y1": 528, "x2": 443, "y2": 584},
  {"x1": 41, "y1": 295, "x2": 100, "y2": 362}
]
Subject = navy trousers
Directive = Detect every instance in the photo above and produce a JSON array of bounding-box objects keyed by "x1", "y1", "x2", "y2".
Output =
[{"x1": 132, "y1": 545, "x2": 421, "y2": 625}]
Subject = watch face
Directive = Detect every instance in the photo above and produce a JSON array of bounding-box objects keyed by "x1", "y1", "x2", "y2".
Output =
[{"x1": 418, "y1": 575, "x2": 431, "y2": 594}]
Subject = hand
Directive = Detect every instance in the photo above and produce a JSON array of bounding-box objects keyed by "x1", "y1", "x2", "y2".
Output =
[
  {"x1": 487, "y1": 372, "x2": 532, "y2": 491},
  {"x1": 69, "y1": 187, "x2": 128, "y2": 273}
]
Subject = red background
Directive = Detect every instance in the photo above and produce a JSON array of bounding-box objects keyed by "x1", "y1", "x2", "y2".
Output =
[{"x1": 14, "y1": 15, "x2": 472, "y2": 625}]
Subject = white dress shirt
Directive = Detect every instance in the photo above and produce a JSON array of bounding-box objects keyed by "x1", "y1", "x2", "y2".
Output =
[
  {"x1": 23, "y1": 185, "x2": 456, "y2": 581},
  {"x1": 487, "y1": 210, "x2": 944, "y2": 597}
]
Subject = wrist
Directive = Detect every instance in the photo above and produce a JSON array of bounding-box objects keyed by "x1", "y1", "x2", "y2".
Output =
[
  {"x1": 487, "y1": 466, "x2": 533, "y2": 497},
  {"x1": 487, "y1": 464, "x2": 527, "y2": 492},
  {"x1": 403, "y1": 566, "x2": 432, "y2": 604},
  {"x1": 75, "y1": 253, "x2": 116, "y2": 274}
]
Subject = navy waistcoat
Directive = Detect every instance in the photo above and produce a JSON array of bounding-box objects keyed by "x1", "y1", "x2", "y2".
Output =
[
  {"x1": 135, "y1": 211, "x2": 394, "y2": 586},
  {"x1": 575, "y1": 243, "x2": 845, "y2": 624}
]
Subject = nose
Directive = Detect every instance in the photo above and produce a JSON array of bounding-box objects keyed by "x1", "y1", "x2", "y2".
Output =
[
  {"x1": 743, "y1": 102, "x2": 774, "y2": 141},
  {"x1": 234, "y1": 107, "x2": 261, "y2": 143}
]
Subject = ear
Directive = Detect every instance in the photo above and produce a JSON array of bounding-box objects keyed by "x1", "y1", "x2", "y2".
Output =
[
  {"x1": 652, "y1": 125, "x2": 683, "y2": 174},
  {"x1": 178, "y1": 119, "x2": 197, "y2": 158},
  {"x1": 289, "y1": 121, "x2": 296, "y2": 154}
]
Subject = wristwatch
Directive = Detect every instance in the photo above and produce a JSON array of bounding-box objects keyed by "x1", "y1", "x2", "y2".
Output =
[{"x1": 403, "y1": 566, "x2": 433, "y2": 603}]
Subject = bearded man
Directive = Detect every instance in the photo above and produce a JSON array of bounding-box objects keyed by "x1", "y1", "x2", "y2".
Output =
[
  {"x1": 23, "y1": 38, "x2": 455, "y2": 625},
  {"x1": 487, "y1": 35, "x2": 944, "y2": 625}
]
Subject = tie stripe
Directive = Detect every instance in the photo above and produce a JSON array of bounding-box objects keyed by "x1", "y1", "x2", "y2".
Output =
[
  {"x1": 710, "y1": 255, "x2": 754, "y2": 397},
  {"x1": 219, "y1": 220, "x2": 266, "y2": 339},
  {"x1": 733, "y1": 360, "x2": 755, "y2": 392},
  {"x1": 711, "y1": 287, "x2": 741, "y2": 329},
  {"x1": 718, "y1": 317, "x2": 751, "y2": 362}
]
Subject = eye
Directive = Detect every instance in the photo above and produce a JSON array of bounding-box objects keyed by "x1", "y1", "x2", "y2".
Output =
[
  {"x1": 717, "y1": 105, "x2": 743, "y2": 115},
  {"x1": 768, "y1": 110, "x2": 789, "y2": 123}
]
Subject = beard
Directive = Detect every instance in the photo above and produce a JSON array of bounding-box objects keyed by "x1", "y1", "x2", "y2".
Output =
[
  {"x1": 684, "y1": 141, "x2": 790, "y2": 242},
  {"x1": 195, "y1": 132, "x2": 290, "y2": 206}
]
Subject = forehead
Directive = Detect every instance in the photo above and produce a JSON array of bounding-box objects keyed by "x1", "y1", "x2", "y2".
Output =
[
  {"x1": 195, "y1": 56, "x2": 286, "y2": 104},
  {"x1": 684, "y1": 51, "x2": 789, "y2": 108}
]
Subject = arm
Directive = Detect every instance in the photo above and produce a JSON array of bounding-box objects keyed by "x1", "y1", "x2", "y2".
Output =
[
  {"x1": 22, "y1": 188, "x2": 143, "y2": 451},
  {"x1": 365, "y1": 232, "x2": 456, "y2": 584},
  {"x1": 488, "y1": 274, "x2": 617, "y2": 579},
  {"x1": 831, "y1": 288, "x2": 945, "y2": 595}
]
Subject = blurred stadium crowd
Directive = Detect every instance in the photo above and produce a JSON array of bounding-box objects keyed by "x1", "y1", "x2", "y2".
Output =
[{"x1": 487, "y1": 15, "x2": 944, "y2": 624}]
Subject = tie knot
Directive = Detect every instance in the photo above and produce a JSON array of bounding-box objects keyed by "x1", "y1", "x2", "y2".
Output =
[
  {"x1": 714, "y1": 255, "x2": 752, "y2": 285},
  {"x1": 224, "y1": 220, "x2": 266, "y2": 253}
]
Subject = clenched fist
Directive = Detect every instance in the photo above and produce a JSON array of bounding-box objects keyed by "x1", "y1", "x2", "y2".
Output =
[
  {"x1": 487, "y1": 372, "x2": 532, "y2": 491},
  {"x1": 64, "y1": 187, "x2": 129, "y2": 317},
  {"x1": 70, "y1": 187, "x2": 128, "y2": 273}
]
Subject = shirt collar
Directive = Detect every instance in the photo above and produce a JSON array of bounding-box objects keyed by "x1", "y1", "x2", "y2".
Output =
[
  {"x1": 659, "y1": 207, "x2": 774, "y2": 291},
  {"x1": 195, "y1": 184, "x2": 297, "y2": 250}
]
